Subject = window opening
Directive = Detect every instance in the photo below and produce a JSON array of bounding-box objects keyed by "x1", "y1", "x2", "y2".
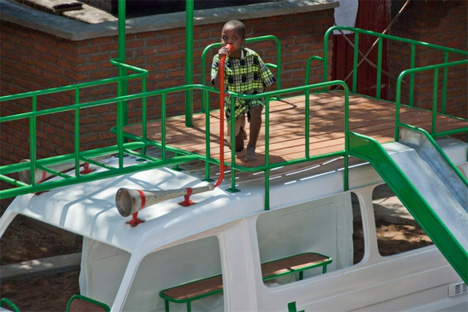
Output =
[
  {"x1": 372, "y1": 184, "x2": 433, "y2": 256},
  {"x1": 256, "y1": 192, "x2": 361, "y2": 287},
  {"x1": 0, "y1": 214, "x2": 82, "y2": 310},
  {"x1": 126, "y1": 236, "x2": 223, "y2": 311}
]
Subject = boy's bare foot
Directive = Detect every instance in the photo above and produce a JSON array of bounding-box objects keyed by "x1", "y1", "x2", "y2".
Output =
[{"x1": 245, "y1": 146, "x2": 257, "y2": 162}]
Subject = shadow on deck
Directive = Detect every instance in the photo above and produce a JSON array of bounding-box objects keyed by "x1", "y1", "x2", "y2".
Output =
[{"x1": 123, "y1": 91, "x2": 467, "y2": 170}]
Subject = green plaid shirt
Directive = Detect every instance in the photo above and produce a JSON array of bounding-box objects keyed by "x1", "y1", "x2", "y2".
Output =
[{"x1": 211, "y1": 48, "x2": 276, "y2": 119}]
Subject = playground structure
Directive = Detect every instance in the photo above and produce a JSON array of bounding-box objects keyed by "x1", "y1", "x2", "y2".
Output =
[{"x1": 0, "y1": 0, "x2": 467, "y2": 310}]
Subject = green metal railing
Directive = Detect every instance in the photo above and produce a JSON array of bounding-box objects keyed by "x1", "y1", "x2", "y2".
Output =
[
  {"x1": 0, "y1": 59, "x2": 204, "y2": 199},
  {"x1": 1, "y1": 26, "x2": 466, "y2": 211},
  {"x1": 220, "y1": 81, "x2": 350, "y2": 210},
  {"x1": 320, "y1": 26, "x2": 468, "y2": 101},
  {"x1": 112, "y1": 80, "x2": 350, "y2": 211},
  {"x1": 0, "y1": 71, "x2": 349, "y2": 208},
  {"x1": 395, "y1": 59, "x2": 468, "y2": 140},
  {"x1": 307, "y1": 26, "x2": 468, "y2": 141}
]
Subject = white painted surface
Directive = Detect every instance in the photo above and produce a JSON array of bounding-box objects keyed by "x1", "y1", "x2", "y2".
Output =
[{"x1": 1, "y1": 137, "x2": 467, "y2": 311}]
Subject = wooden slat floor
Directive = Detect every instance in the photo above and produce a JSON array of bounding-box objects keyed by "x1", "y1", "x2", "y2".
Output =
[{"x1": 123, "y1": 91, "x2": 467, "y2": 169}]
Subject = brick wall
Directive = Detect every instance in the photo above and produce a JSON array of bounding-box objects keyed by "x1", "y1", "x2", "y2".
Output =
[
  {"x1": 0, "y1": 9, "x2": 334, "y2": 167},
  {"x1": 388, "y1": 0, "x2": 467, "y2": 118}
]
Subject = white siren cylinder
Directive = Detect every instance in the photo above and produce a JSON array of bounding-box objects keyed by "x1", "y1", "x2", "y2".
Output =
[
  {"x1": 115, "y1": 184, "x2": 215, "y2": 217},
  {"x1": 18, "y1": 159, "x2": 77, "y2": 184}
]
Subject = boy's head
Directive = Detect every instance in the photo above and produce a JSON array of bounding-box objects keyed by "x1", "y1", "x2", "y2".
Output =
[
  {"x1": 221, "y1": 20, "x2": 246, "y2": 56},
  {"x1": 222, "y1": 20, "x2": 246, "y2": 39}
]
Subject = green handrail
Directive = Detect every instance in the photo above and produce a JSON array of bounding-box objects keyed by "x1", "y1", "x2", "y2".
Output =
[
  {"x1": 1, "y1": 26, "x2": 466, "y2": 211},
  {"x1": 394, "y1": 59, "x2": 468, "y2": 141},
  {"x1": 320, "y1": 26, "x2": 468, "y2": 100},
  {"x1": 0, "y1": 59, "x2": 150, "y2": 198},
  {"x1": 219, "y1": 80, "x2": 349, "y2": 209},
  {"x1": 305, "y1": 56, "x2": 324, "y2": 86},
  {"x1": 317, "y1": 26, "x2": 467, "y2": 154}
]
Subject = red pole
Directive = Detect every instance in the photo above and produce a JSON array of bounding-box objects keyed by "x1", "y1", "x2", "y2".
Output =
[{"x1": 214, "y1": 44, "x2": 232, "y2": 187}]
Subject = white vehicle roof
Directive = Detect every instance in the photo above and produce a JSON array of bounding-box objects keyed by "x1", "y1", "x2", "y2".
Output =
[{"x1": 5, "y1": 154, "x2": 354, "y2": 254}]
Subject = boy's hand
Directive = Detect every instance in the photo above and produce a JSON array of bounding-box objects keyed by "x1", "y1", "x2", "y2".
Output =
[{"x1": 218, "y1": 44, "x2": 232, "y2": 56}]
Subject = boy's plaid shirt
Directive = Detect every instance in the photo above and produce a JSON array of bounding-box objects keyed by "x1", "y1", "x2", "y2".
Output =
[{"x1": 211, "y1": 47, "x2": 276, "y2": 119}]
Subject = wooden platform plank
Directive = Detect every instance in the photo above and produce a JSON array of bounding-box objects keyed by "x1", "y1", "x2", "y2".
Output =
[{"x1": 123, "y1": 92, "x2": 467, "y2": 168}]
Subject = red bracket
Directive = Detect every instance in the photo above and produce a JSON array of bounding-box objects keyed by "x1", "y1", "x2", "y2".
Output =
[
  {"x1": 127, "y1": 212, "x2": 144, "y2": 227},
  {"x1": 80, "y1": 163, "x2": 95, "y2": 174},
  {"x1": 179, "y1": 187, "x2": 195, "y2": 207}
]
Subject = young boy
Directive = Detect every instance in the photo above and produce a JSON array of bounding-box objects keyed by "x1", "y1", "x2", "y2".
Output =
[{"x1": 211, "y1": 20, "x2": 276, "y2": 162}]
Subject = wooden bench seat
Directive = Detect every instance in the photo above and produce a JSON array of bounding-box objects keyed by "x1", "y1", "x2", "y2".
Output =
[
  {"x1": 65, "y1": 294, "x2": 110, "y2": 312},
  {"x1": 161, "y1": 275, "x2": 223, "y2": 302},
  {"x1": 159, "y1": 252, "x2": 332, "y2": 312},
  {"x1": 262, "y1": 252, "x2": 331, "y2": 281}
]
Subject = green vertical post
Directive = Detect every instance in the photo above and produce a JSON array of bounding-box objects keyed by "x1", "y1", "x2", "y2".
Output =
[
  {"x1": 441, "y1": 52, "x2": 449, "y2": 114},
  {"x1": 343, "y1": 84, "x2": 349, "y2": 191},
  {"x1": 118, "y1": 0, "x2": 126, "y2": 67},
  {"x1": 74, "y1": 87, "x2": 81, "y2": 177},
  {"x1": 118, "y1": 0, "x2": 127, "y2": 123},
  {"x1": 185, "y1": 0, "x2": 194, "y2": 126},
  {"x1": 352, "y1": 33, "x2": 359, "y2": 93},
  {"x1": 30, "y1": 96, "x2": 38, "y2": 185},
  {"x1": 305, "y1": 90, "x2": 310, "y2": 158},
  {"x1": 432, "y1": 69, "x2": 439, "y2": 135},
  {"x1": 409, "y1": 44, "x2": 415, "y2": 107},
  {"x1": 376, "y1": 38, "x2": 382, "y2": 99},
  {"x1": 264, "y1": 96, "x2": 271, "y2": 211},
  {"x1": 117, "y1": 0, "x2": 127, "y2": 168}
]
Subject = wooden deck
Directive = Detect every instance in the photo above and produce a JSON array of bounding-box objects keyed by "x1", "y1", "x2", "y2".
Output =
[{"x1": 123, "y1": 91, "x2": 467, "y2": 168}]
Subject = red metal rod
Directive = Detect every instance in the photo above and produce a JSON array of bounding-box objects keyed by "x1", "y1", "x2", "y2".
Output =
[{"x1": 214, "y1": 44, "x2": 231, "y2": 188}]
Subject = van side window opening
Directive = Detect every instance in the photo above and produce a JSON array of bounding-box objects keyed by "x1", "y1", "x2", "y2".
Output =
[
  {"x1": 127, "y1": 236, "x2": 223, "y2": 311},
  {"x1": 256, "y1": 193, "x2": 361, "y2": 286},
  {"x1": 372, "y1": 184, "x2": 433, "y2": 256}
]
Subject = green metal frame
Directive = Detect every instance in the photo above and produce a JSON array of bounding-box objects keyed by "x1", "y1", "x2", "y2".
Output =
[
  {"x1": 109, "y1": 80, "x2": 351, "y2": 211},
  {"x1": 159, "y1": 274, "x2": 223, "y2": 312},
  {"x1": 288, "y1": 302, "x2": 305, "y2": 312},
  {"x1": 0, "y1": 298, "x2": 20, "y2": 312},
  {"x1": 318, "y1": 26, "x2": 468, "y2": 101},
  {"x1": 65, "y1": 294, "x2": 110, "y2": 312},
  {"x1": 394, "y1": 59, "x2": 468, "y2": 140},
  {"x1": 1, "y1": 26, "x2": 467, "y2": 214},
  {"x1": 261, "y1": 252, "x2": 332, "y2": 281},
  {"x1": 185, "y1": 0, "x2": 194, "y2": 126}
]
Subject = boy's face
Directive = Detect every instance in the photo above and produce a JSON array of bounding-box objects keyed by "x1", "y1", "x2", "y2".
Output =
[{"x1": 221, "y1": 25, "x2": 245, "y2": 55}]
